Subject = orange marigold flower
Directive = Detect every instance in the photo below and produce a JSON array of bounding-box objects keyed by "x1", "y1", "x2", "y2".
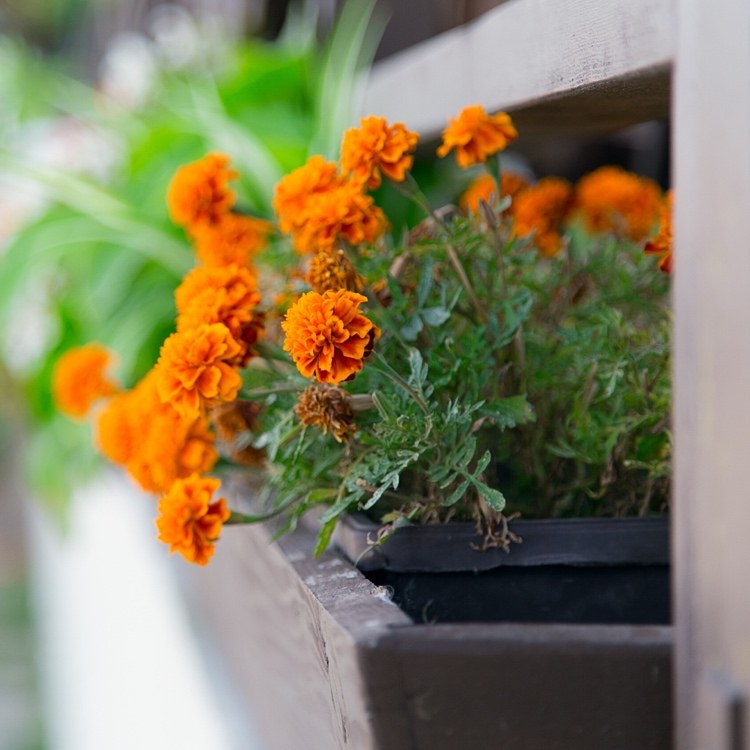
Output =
[
  {"x1": 575, "y1": 166, "x2": 662, "y2": 242},
  {"x1": 167, "y1": 153, "x2": 237, "y2": 231},
  {"x1": 512, "y1": 177, "x2": 574, "y2": 258},
  {"x1": 273, "y1": 157, "x2": 386, "y2": 254},
  {"x1": 305, "y1": 249, "x2": 364, "y2": 293},
  {"x1": 53, "y1": 343, "x2": 118, "y2": 420},
  {"x1": 129, "y1": 411, "x2": 218, "y2": 495},
  {"x1": 459, "y1": 171, "x2": 529, "y2": 213},
  {"x1": 295, "y1": 384, "x2": 356, "y2": 443},
  {"x1": 273, "y1": 156, "x2": 340, "y2": 236},
  {"x1": 192, "y1": 213, "x2": 272, "y2": 268},
  {"x1": 97, "y1": 371, "x2": 218, "y2": 494},
  {"x1": 97, "y1": 390, "x2": 136, "y2": 465},
  {"x1": 282, "y1": 290, "x2": 379, "y2": 384},
  {"x1": 156, "y1": 474, "x2": 230, "y2": 566},
  {"x1": 341, "y1": 116, "x2": 419, "y2": 189},
  {"x1": 644, "y1": 190, "x2": 673, "y2": 273},
  {"x1": 292, "y1": 180, "x2": 386, "y2": 255},
  {"x1": 176, "y1": 264, "x2": 264, "y2": 365},
  {"x1": 156, "y1": 323, "x2": 243, "y2": 418},
  {"x1": 437, "y1": 105, "x2": 518, "y2": 169}
]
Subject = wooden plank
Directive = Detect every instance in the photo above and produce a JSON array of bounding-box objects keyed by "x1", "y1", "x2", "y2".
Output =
[
  {"x1": 381, "y1": 623, "x2": 672, "y2": 750},
  {"x1": 672, "y1": 0, "x2": 750, "y2": 745},
  {"x1": 361, "y1": 0, "x2": 674, "y2": 138},
  {"x1": 184, "y1": 514, "x2": 672, "y2": 749},
  {"x1": 182, "y1": 518, "x2": 412, "y2": 750}
]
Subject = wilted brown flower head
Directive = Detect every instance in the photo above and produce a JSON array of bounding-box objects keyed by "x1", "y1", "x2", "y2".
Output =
[
  {"x1": 295, "y1": 384, "x2": 356, "y2": 442},
  {"x1": 305, "y1": 249, "x2": 364, "y2": 294}
]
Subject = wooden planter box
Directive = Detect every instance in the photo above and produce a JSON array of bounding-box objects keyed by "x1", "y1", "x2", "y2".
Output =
[{"x1": 184, "y1": 513, "x2": 673, "y2": 750}]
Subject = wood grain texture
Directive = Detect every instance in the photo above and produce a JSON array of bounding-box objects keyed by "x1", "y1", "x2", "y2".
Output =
[
  {"x1": 361, "y1": 0, "x2": 674, "y2": 138},
  {"x1": 184, "y1": 516, "x2": 672, "y2": 749},
  {"x1": 183, "y1": 517, "x2": 413, "y2": 750},
  {"x1": 673, "y1": 0, "x2": 750, "y2": 745}
]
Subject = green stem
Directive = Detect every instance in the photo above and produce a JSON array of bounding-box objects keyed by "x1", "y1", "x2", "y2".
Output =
[
  {"x1": 395, "y1": 174, "x2": 488, "y2": 324},
  {"x1": 371, "y1": 351, "x2": 431, "y2": 416},
  {"x1": 226, "y1": 494, "x2": 302, "y2": 525},
  {"x1": 513, "y1": 327, "x2": 527, "y2": 393},
  {"x1": 243, "y1": 383, "x2": 305, "y2": 399},
  {"x1": 278, "y1": 422, "x2": 304, "y2": 449}
]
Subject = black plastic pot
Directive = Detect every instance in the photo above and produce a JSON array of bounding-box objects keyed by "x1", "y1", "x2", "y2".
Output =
[{"x1": 334, "y1": 514, "x2": 671, "y2": 626}]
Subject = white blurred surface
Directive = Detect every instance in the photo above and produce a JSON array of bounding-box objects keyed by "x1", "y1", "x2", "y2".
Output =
[{"x1": 27, "y1": 472, "x2": 262, "y2": 750}]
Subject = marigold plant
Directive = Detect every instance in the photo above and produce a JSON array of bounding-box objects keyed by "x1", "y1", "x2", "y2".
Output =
[
  {"x1": 305, "y1": 249, "x2": 364, "y2": 294},
  {"x1": 341, "y1": 116, "x2": 419, "y2": 189},
  {"x1": 272, "y1": 156, "x2": 340, "y2": 237},
  {"x1": 460, "y1": 172, "x2": 529, "y2": 214},
  {"x1": 96, "y1": 372, "x2": 218, "y2": 494},
  {"x1": 175, "y1": 264, "x2": 264, "y2": 365},
  {"x1": 156, "y1": 474, "x2": 231, "y2": 566},
  {"x1": 575, "y1": 165, "x2": 662, "y2": 242},
  {"x1": 512, "y1": 177, "x2": 574, "y2": 257},
  {"x1": 167, "y1": 152, "x2": 238, "y2": 232},
  {"x1": 192, "y1": 213, "x2": 272, "y2": 268},
  {"x1": 52, "y1": 344, "x2": 118, "y2": 420},
  {"x1": 281, "y1": 290, "x2": 379, "y2": 384},
  {"x1": 437, "y1": 104, "x2": 518, "y2": 168},
  {"x1": 156, "y1": 323, "x2": 244, "y2": 418},
  {"x1": 55, "y1": 110, "x2": 672, "y2": 564}
]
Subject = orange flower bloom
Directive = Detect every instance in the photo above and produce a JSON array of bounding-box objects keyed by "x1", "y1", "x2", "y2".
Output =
[
  {"x1": 292, "y1": 180, "x2": 386, "y2": 255},
  {"x1": 53, "y1": 343, "x2": 118, "y2": 420},
  {"x1": 167, "y1": 153, "x2": 237, "y2": 231},
  {"x1": 273, "y1": 157, "x2": 386, "y2": 254},
  {"x1": 129, "y1": 411, "x2": 217, "y2": 495},
  {"x1": 305, "y1": 249, "x2": 364, "y2": 293},
  {"x1": 97, "y1": 371, "x2": 217, "y2": 494},
  {"x1": 176, "y1": 264, "x2": 264, "y2": 365},
  {"x1": 341, "y1": 116, "x2": 419, "y2": 189},
  {"x1": 96, "y1": 390, "x2": 136, "y2": 465},
  {"x1": 512, "y1": 177, "x2": 574, "y2": 257},
  {"x1": 644, "y1": 191, "x2": 673, "y2": 273},
  {"x1": 192, "y1": 213, "x2": 272, "y2": 268},
  {"x1": 575, "y1": 166, "x2": 662, "y2": 242},
  {"x1": 437, "y1": 105, "x2": 518, "y2": 169},
  {"x1": 156, "y1": 474, "x2": 230, "y2": 566},
  {"x1": 273, "y1": 156, "x2": 340, "y2": 236},
  {"x1": 156, "y1": 323, "x2": 243, "y2": 418},
  {"x1": 459, "y1": 172, "x2": 529, "y2": 213},
  {"x1": 282, "y1": 290, "x2": 379, "y2": 384}
]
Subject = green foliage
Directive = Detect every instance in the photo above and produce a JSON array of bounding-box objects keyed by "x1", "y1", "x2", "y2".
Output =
[
  {"x1": 246, "y1": 176, "x2": 670, "y2": 552},
  {"x1": 0, "y1": 6, "x2": 380, "y2": 510}
]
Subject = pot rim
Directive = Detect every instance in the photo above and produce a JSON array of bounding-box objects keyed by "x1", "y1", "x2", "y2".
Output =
[{"x1": 333, "y1": 513, "x2": 670, "y2": 572}]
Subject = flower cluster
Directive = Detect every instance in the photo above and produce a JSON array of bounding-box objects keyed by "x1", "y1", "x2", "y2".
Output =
[
  {"x1": 459, "y1": 166, "x2": 668, "y2": 265},
  {"x1": 54, "y1": 104, "x2": 672, "y2": 565},
  {"x1": 168, "y1": 151, "x2": 272, "y2": 267}
]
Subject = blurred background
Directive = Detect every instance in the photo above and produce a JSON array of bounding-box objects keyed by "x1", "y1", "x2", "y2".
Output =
[{"x1": 0, "y1": 3, "x2": 369, "y2": 749}]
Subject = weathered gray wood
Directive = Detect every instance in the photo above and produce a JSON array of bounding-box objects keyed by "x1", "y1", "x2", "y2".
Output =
[
  {"x1": 380, "y1": 623, "x2": 672, "y2": 750},
  {"x1": 183, "y1": 520, "x2": 412, "y2": 750},
  {"x1": 361, "y1": 0, "x2": 674, "y2": 138},
  {"x1": 185, "y1": 519, "x2": 673, "y2": 750},
  {"x1": 673, "y1": 0, "x2": 750, "y2": 746}
]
